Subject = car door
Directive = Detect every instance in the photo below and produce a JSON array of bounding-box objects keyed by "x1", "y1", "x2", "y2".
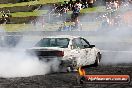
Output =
[
  {"x1": 80, "y1": 38, "x2": 96, "y2": 65},
  {"x1": 71, "y1": 38, "x2": 87, "y2": 66}
]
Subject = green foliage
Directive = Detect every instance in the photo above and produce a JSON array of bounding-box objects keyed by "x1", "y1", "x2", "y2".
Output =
[
  {"x1": 11, "y1": 10, "x2": 48, "y2": 17},
  {"x1": 80, "y1": 6, "x2": 106, "y2": 13},
  {"x1": 0, "y1": 0, "x2": 68, "y2": 8}
]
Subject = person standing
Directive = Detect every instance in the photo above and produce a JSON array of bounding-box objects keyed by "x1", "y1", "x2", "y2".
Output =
[
  {"x1": 68, "y1": 0, "x2": 74, "y2": 10},
  {"x1": 63, "y1": 7, "x2": 69, "y2": 21},
  {"x1": 72, "y1": 0, "x2": 82, "y2": 21},
  {"x1": 81, "y1": 0, "x2": 88, "y2": 8},
  {"x1": 71, "y1": 0, "x2": 82, "y2": 29}
]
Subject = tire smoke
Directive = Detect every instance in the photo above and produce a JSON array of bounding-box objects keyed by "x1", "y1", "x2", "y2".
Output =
[{"x1": 0, "y1": 29, "x2": 60, "y2": 78}]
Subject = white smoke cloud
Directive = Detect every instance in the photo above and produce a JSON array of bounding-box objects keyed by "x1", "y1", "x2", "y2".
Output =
[
  {"x1": 0, "y1": 48, "x2": 60, "y2": 78},
  {"x1": 0, "y1": 27, "x2": 60, "y2": 78},
  {"x1": 0, "y1": 49, "x2": 48, "y2": 77},
  {"x1": 0, "y1": 5, "x2": 64, "y2": 78},
  {"x1": 0, "y1": 4, "x2": 65, "y2": 78}
]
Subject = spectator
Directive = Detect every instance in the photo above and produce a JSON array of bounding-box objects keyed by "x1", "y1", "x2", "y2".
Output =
[
  {"x1": 72, "y1": 4, "x2": 80, "y2": 21},
  {"x1": 74, "y1": 0, "x2": 82, "y2": 10},
  {"x1": 1, "y1": 11, "x2": 11, "y2": 24},
  {"x1": 63, "y1": 22, "x2": 69, "y2": 31},
  {"x1": 68, "y1": 0, "x2": 74, "y2": 10},
  {"x1": 58, "y1": 22, "x2": 70, "y2": 31},
  {"x1": 81, "y1": 0, "x2": 88, "y2": 8},
  {"x1": 101, "y1": 15, "x2": 111, "y2": 28},
  {"x1": 71, "y1": 0, "x2": 82, "y2": 28},
  {"x1": 62, "y1": 7, "x2": 69, "y2": 21},
  {"x1": 106, "y1": 1, "x2": 110, "y2": 9},
  {"x1": 63, "y1": 1, "x2": 69, "y2": 8},
  {"x1": 1, "y1": 13, "x2": 7, "y2": 24},
  {"x1": 113, "y1": 0, "x2": 119, "y2": 10}
]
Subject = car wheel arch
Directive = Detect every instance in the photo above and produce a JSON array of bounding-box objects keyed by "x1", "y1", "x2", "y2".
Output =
[{"x1": 93, "y1": 52, "x2": 101, "y2": 66}]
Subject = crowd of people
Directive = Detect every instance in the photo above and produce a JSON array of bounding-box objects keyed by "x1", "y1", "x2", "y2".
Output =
[
  {"x1": 101, "y1": 0, "x2": 132, "y2": 29},
  {"x1": 105, "y1": 0, "x2": 132, "y2": 10},
  {"x1": 106, "y1": 0, "x2": 120, "y2": 10},
  {"x1": 54, "y1": 0, "x2": 132, "y2": 31},
  {"x1": 52, "y1": 0, "x2": 96, "y2": 20},
  {"x1": 0, "y1": 0, "x2": 131, "y2": 30},
  {"x1": 55, "y1": 0, "x2": 131, "y2": 31},
  {"x1": 53, "y1": 0, "x2": 97, "y2": 31}
]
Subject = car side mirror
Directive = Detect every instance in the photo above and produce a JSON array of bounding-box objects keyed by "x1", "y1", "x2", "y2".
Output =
[
  {"x1": 90, "y1": 45, "x2": 95, "y2": 48},
  {"x1": 84, "y1": 45, "x2": 90, "y2": 48}
]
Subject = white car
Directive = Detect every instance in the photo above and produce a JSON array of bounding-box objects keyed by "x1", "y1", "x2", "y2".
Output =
[{"x1": 28, "y1": 35, "x2": 101, "y2": 71}]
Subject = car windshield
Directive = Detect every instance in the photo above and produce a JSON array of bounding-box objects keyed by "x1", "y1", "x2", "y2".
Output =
[{"x1": 35, "y1": 38, "x2": 70, "y2": 48}]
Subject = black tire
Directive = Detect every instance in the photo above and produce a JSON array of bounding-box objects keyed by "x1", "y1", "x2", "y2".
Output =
[
  {"x1": 94, "y1": 53, "x2": 101, "y2": 66},
  {"x1": 66, "y1": 59, "x2": 78, "y2": 72},
  {"x1": 66, "y1": 66, "x2": 75, "y2": 72}
]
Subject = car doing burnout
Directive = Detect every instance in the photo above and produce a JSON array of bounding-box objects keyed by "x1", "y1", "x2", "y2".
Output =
[{"x1": 28, "y1": 35, "x2": 101, "y2": 71}]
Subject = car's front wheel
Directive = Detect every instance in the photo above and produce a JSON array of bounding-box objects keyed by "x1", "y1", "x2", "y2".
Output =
[{"x1": 93, "y1": 52, "x2": 101, "y2": 66}]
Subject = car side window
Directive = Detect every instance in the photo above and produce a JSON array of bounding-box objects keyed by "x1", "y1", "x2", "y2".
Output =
[
  {"x1": 80, "y1": 38, "x2": 90, "y2": 48},
  {"x1": 72, "y1": 38, "x2": 84, "y2": 49}
]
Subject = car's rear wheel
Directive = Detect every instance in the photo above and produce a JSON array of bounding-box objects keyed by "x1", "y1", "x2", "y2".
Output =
[
  {"x1": 66, "y1": 66, "x2": 78, "y2": 72},
  {"x1": 66, "y1": 66, "x2": 73, "y2": 72},
  {"x1": 66, "y1": 59, "x2": 78, "y2": 72},
  {"x1": 93, "y1": 52, "x2": 101, "y2": 66}
]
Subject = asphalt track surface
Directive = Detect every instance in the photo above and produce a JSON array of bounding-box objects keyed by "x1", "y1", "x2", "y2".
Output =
[
  {"x1": 0, "y1": 65, "x2": 131, "y2": 88},
  {"x1": 0, "y1": 30, "x2": 132, "y2": 88}
]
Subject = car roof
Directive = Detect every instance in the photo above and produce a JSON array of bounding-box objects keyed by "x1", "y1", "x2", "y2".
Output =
[{"x1": 43, "y1": 35, "x2": 81, "y2": 40}]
